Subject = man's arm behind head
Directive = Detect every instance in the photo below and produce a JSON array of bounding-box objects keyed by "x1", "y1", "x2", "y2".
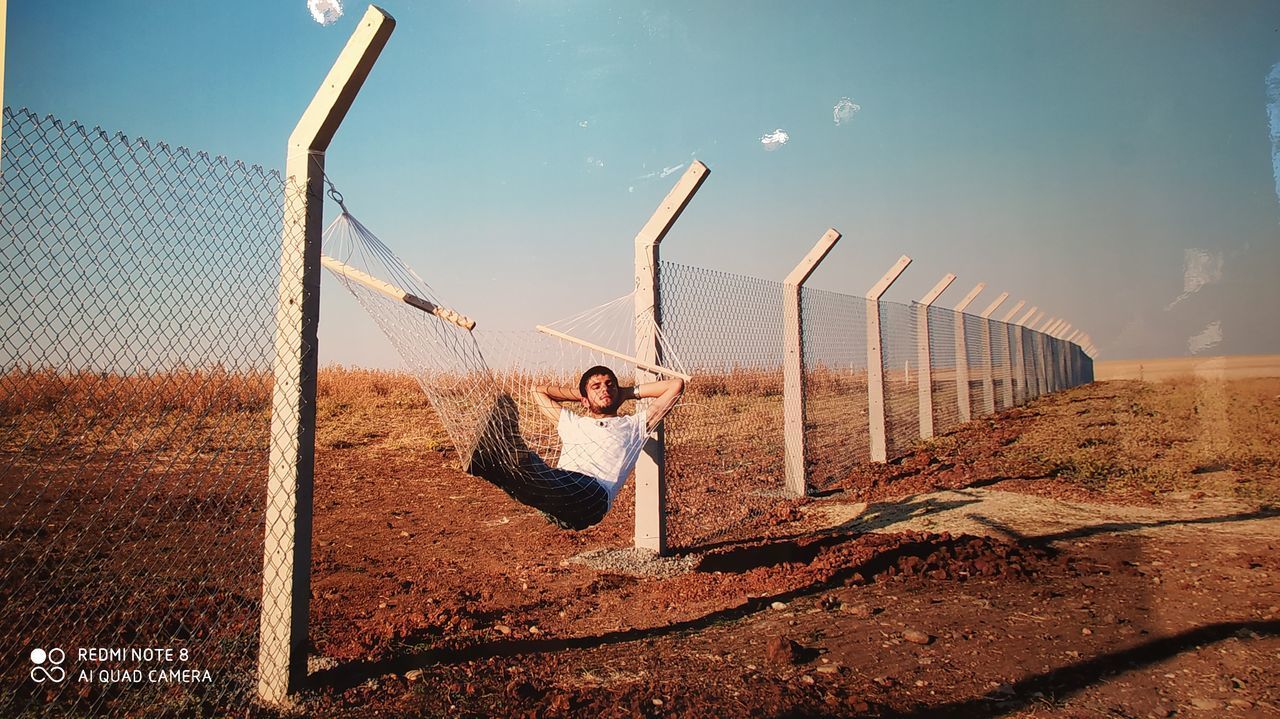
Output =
[{"x1": 634, "y1": 378, "x2": 685, "y2": 433}]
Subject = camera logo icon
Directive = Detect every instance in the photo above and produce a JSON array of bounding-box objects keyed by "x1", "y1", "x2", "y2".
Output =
[{"x1": 30, "y1": 648, "x2": 66, "y2": 683}]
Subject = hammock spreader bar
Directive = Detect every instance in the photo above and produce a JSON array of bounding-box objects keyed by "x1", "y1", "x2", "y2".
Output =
[
  {"x1": 535, "y1": 324, "x2": 692, "y2": 381},
  {"x1": 321, "y1": 254, "x2": 476, "y2": 331}
]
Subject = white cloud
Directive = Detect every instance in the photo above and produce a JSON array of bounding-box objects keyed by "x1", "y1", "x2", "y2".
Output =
[
  {"x1": 760, "y1": 129, "x2": 789, "y2": 151},
  {"x1": 307, "y1": 0, "x2": 343, "y2": 25},
  {"x1": 659, "y1": 163, "x2": 685, "y2": 178},
  {"x1": 579, "y1": 120, "x2": 590, "y2": 128},
  {"x1": 833, "y1": 98, "x2": 861, "y2": 125}
]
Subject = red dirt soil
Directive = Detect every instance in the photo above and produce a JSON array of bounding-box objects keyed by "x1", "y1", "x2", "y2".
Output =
[{"x1": 298, "y1": 379, "x2": 1280, "y2": 717}]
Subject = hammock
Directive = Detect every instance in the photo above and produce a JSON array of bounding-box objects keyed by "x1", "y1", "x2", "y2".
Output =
[{"x1": 320, "y1": 195, "x2": 688, "y2": 531}]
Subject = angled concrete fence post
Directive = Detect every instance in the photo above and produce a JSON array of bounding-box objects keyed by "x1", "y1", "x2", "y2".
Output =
[
  {"x1": 259, "y1": 5, "x2": 396, "y2": 705},
  {"x1": 978, "y1": 292, "x2": 1008, "y2": 416},
  {"x1": 952, "y1": 283, "x2": 985, "y2": 423},
  {"x1": 783, "y1": 229, "x2": 841, "y2": 497},
  {"x1": 916, "y1": 273, "x2": 955, "y2": 440},
  {"x1": 866, "y1": 255, "x2": 912, "y2": 463},
  {"x1": 634, "y1": 161, "x2": 710, "y2": 555}
]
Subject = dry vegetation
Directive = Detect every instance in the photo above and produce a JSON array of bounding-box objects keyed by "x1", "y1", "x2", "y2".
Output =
[
  {"x1": 313, "y1": 367, "x2": 452, "y2": 455},
  {"x1": 4, "y1": 366, "x2": 1276, "y2": 507},
  {"x1": 1000, "y1": 378, "x2": 1280, "y2": 503},
  {"x1": 876, "y1": 376, "x2": 1280, "y2": 512}
]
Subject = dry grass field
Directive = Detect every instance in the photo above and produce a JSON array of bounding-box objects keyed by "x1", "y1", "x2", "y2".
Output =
[
  {"x1": 2, "y1": 365, "x2": 1278, "y2": 717},
  {"x1": 1095, "y1": 354, "x2": 1280, "y2": 381}
]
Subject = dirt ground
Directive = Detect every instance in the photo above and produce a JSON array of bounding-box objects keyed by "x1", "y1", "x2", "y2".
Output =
[{"x1": 291, "y1": 376, "x2": 1280, "y2": 718}]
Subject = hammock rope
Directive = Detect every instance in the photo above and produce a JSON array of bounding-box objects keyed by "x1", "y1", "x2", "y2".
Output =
[{"x1": 320, "y1": 191, "x2": 688, "y2": 530}]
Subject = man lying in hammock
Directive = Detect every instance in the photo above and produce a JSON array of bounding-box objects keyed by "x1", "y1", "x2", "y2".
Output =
[{"x1": 464, "y1": 365, "x2": 684, "y2": 530}]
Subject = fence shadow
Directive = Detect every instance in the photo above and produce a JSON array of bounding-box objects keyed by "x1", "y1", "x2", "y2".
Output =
[
  {"x1": 672, "y1": 492, "x2": 983, "y2": 557},
  {"x1": 1027, "y1": 506, "x2": 1280, "y2": 545},
  {"x1": 306, "y1": 536, "x2": 954, "y2": 693},
  {"x1": 828, "y1": 484, "x2": 1278, "y2": 547},
  {"x1": 830, "y1": 493, "x2": 986, "y2": 535}
]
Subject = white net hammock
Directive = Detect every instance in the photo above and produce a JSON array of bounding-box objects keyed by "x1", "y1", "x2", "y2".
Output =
[{"x1": 320, "y1": 200, "x2": 689, "y2": 530}]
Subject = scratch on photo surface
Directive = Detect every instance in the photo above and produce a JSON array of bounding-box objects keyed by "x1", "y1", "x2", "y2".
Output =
[
  {"x1": 1165, "y1": 248, "x2": 1222, "y2": 310},
  {"x1": 1267, "y1": 62, "x2": 1280, "y2": 213}
]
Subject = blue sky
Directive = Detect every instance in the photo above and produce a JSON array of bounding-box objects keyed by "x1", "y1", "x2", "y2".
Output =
[{"x1": 8, "y1": 0, "x2": 1280, "y2": 364}]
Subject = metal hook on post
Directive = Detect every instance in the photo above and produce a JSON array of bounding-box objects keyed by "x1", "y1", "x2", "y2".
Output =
[{"x1": 323, "y1": 174, "x2": 350, "y2": 215}]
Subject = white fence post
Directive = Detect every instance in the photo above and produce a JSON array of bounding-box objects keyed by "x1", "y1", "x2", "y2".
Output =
[
  {"x1": 952, "y1": 283, "x2": 985, "y2": 423},
  {"x1": 633, "y1": 161, "x2": 710, "y2": 555},
  {"x1": 783, "y1": 228, "x2": 841, "y2": 497},
  {"x1": 978, "y1": 292, "x2": 1008, "y2": 416},
  {"x1": 916, "y1": 273, "x2": 955, "y2": 440},
  {"x1": 866, "y1": 255, "x2": 912, "y2": 463},
  {"x1": 259, "y1": 6, "x2": 395, "y2": 705}
]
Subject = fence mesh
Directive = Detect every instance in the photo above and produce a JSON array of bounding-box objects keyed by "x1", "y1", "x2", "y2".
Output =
[
  {"x1": 988, "y1": 319, "x2": 1010, "y2": 412},
  {"x1": 657, "y1": 261, "x2": 786, "y2": 550},
  {"x1": 798, "y1": 287, "x2": 870, "y2": 488},
  {"x1": 926, "y1": 304, "x2": 963, "y2": 436},
  {"x1": 657, "y1": 257, "x2": 1091, "y2": 534},
  {"x1": 1, "y1": 103, "x2": 1094, "y2": 711},
  {"x1": 0, "y1": 107, "x2": 298, "y2": 717},
  {"x1": 879, "y1": 299, "x2": 920, "y2": 459}
]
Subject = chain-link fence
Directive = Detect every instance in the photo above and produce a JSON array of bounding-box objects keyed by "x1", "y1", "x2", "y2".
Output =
[
  {"x1": 0, "y1": 102, "x2": 1094, "y2": 711},
  {"x1": 657, "y1": 257, "x2": 1092, "y2": 550},
  {"x1": 797, "y1": 287, "x2": 870, "y2": 489},
  {"x1": 657, "y1": 262, "x2": 787, "y2": 550},
  {"x1": 0, "y1": 107, "x2": 298, "y2": 717},
  {"x1": 879, "y1": 299, "x2": 920, "y2": 460},
  {"x1": 926, "y1": 304, "x2": 964, "y2": 436}
]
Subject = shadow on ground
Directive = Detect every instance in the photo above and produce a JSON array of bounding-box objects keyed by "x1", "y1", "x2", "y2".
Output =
[
  {"x1": 847, "y1": 621, "x2": 1278, "y2": 719},
  {"x1": 309, "y1": 534, "x2": 960, "y2": 693}
]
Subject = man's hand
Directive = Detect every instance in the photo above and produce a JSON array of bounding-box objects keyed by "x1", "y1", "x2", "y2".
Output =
[{"x1": 533, "y1": 384, "x2": 580, "y2": 423}]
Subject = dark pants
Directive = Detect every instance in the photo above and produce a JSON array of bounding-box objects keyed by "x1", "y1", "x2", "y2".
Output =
[{"x1": 464, "y1": 394, "x2": 610, "y2": 530}]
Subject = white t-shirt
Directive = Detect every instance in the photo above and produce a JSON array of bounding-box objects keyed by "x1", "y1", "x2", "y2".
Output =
[{"x1": 556, "y1": 407, "x2": 649, "y2": 506}]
